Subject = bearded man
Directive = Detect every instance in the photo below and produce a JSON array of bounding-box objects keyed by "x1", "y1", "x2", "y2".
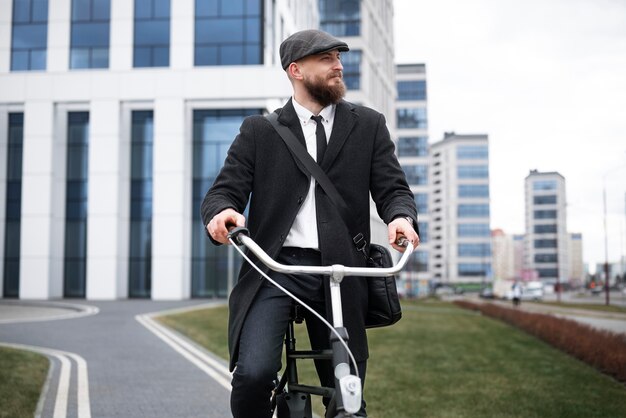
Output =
[{"x1": 201, "y1": 29, "x2": 419, "y2": 418}]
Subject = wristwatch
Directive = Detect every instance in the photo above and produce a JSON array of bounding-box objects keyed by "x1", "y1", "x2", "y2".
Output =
[{"x1": 404, "y1": 216, "x2": 414, "y2": 226}]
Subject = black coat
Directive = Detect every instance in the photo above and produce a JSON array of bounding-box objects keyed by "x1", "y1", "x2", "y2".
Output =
[{"x1": 201, "y1": 99, "x2": 417, "y2": 371}]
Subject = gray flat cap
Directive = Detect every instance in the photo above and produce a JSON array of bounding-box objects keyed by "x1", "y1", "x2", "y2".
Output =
[{"x1": 280, "y1": 29, "x2": 349, "y2": 70}]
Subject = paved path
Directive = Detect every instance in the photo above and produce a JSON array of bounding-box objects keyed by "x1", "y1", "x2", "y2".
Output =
[{"x1": 0, "y1": 300, "x2": 232, "y2": 418}]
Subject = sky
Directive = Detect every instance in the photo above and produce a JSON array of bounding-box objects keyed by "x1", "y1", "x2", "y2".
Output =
[{"x1": 393, "y1": 0, "x2": 626, "y2": 269}]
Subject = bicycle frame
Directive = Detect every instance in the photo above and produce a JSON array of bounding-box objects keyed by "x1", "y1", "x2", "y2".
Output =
[{"x1": 228, "y1": 227, "x2": 414, "y2": 417}]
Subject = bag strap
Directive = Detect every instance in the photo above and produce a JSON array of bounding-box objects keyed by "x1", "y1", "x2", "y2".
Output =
[{"x1": 265, "y1": 112, "x2": 369, "y2": 256}]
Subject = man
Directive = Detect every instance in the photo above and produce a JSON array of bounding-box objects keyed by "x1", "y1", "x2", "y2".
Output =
[{"x1": 201, "y1": 29, "x2": 419, "y2": 417}]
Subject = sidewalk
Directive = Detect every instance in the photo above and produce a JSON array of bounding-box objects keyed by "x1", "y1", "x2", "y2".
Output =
[{"x1": 0, "y1": 299, "x2": 231, "y2": 418}]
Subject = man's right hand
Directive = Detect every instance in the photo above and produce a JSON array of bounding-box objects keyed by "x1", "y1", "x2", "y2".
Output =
[{"x1": 207, "y1": 208, "x2": 246, "y2": 245}]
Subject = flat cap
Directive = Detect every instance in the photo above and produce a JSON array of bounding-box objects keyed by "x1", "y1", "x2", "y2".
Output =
[{"x1": 280, "y1": 29, "x2": 349, "y2": 70}]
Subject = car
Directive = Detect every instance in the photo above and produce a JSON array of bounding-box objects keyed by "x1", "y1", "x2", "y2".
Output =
[
  {"x1": 479, "y1": 287, "x2": 495, "y2": 299},
  {"x1": 521, "y1": 281, "x2": 544, "y2": 301}
]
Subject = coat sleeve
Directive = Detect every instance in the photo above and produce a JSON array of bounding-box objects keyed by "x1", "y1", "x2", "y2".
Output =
[
  {"x1": 200, "y1": 116, "x2": 257, "y2": 245},
  {"x1": 369, "y1": 112, "x2": 419, "y2": 230}
]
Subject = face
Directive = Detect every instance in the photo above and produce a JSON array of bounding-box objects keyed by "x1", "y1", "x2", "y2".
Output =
[{"x1": 296, "y1": 50, "x2": 346, "y2": 107}]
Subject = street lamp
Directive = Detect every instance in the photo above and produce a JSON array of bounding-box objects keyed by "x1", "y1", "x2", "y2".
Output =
[{"x1": 602, "y1": 161, "x2": 626, "y2": 306}]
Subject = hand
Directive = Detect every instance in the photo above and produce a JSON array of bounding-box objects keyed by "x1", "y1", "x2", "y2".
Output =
[
  {"x1": 207, "y1": 209, "x2": 246, "y2": 245},
  {"x1": 388, "y1": 218, "x2": 420, "y2": 252}
]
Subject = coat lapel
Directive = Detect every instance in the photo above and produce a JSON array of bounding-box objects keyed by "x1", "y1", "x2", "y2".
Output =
[
  {"x1": 321, "y1": 100, "x2": 358, "y2": 170},
  {"x1": 276, "y1": 98, "x2": 311, "y2": 179}
]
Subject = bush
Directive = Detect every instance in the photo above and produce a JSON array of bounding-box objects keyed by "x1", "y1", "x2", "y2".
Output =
[{"x1": 454, "y1": 300, "x2": 626, "y2": 383}]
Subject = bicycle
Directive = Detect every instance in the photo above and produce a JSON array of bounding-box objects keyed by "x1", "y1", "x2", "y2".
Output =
[{"x1": 227, "y1": 227, "x2": 414, "y2": 418}]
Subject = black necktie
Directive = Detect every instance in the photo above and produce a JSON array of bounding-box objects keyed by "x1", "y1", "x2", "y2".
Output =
[{"x1": 311, "y1": 115, "x2": 327, "y2": 164}]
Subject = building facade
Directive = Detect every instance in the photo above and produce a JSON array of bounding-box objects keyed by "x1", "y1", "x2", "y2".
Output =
[
  {"x1": 524, "y1": 170, "x2": 569, "y2": 286},
  {"x1": 429, "y1": 132, "x2": 492, "y2": 286},
  {"x1": 1, "y1": 0, "x2": 398, "y2": 300},
  {"x1": 395, "y1": 63, "x2": 429, "y2": 296}
]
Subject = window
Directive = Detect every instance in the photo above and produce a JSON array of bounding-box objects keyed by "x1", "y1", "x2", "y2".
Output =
[
  {"x1": 406, "y1": 250, "x2": 428, "y2": 272},
  {"x1": 194, "y1": 0, "x2": 262, "y2": 66},
  {"x1": 534, "y1": 210, "x2": 557, "y2": 219},
  {"x1": 11, "y1": 0, "x2": 49, "y2": 71},
  {"x1": 403, "y1": 164, "x2": 427, "y2": 185},
  {"x1": 458, "y1": 204, "x2": 489, "y2": 218},
  {"x1": 534, "y1": 239, "x2": 557, "y2": 249},
  {"x1": 458, "y1": 263, "x2": 490, "y2": 277},
  {"x1": 458, "y1": 165, "x2": 488, "y2": 179},
  {"x1": 192, "y1": 109, "x2": 263, "y2": 297},
  {"x1": 134, "y1": 0, "x2": 170, "y2": 67},
  {"x1": 70, "y1": 0, "x2": 111, "y2": 68},
  {"x1": 64, "y1": 112, "x2": 89, "y2": 297},
  {"x1": 319, "y1": 0, "x2": 360, "y2": 36},
  {"x1": 397, "y1": 108, "x2": 427, "y2": 129},
  {"x1": 534, "y1": 224, "x2": 557, "y2": 234},
  {"x1": 457, "y1": 145, "x2": 488, "y2": 159},
  {"x1": 534, "y1": 195, "x2": 557, "y2": 205},
  {"x1": 3, "y1": 113, "x2": 24, "y2": 297},
  {"x1": 458, "y1": 223, "x2": 491, "y2": 237},
  {"x1": 533, "y1": 180, "x2": 557, "y2": 191},
  {"x1": 129, "y1": 111, "x2": 154, "y2": 298},
  {"x1": 537, "y1": 268, "x2": 558, "y2": 278},
  {"x1": 342, "y1": 50, "x2": 361, "y2": 90},
  {"x1": 397, "y1": 136, "x2": 427, "y2": 157},
  {"x1": 415, "y1": 193, "x2": 427, "y2": 214},
  {"x1": 458, "y1": 243, "x2": 491, "y2": 257},
  {"x1": 458, "y1": 184, "x2": 489, "y2": 198},
  {"x1": 397, "y1": 80, "x2": 426, "y2": 101},
  {"x1": 535, "y1": 254, "x2": 557, "y2": 263},
  {"x1": 417, "y1": 221, "x2": 428, "y2": 243}
]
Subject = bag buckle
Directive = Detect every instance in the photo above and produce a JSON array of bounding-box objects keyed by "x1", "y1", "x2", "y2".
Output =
[{"x1": 353, "y1": 233, "x2": 366, "y2": 251}]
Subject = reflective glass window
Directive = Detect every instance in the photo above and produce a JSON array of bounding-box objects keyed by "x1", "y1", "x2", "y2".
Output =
[
  {"x1": 70, "y1": 0, "x2": 110, "y2": 69},
  {"x1": 129, "y1": 111, "x2": 153, "y2": 297},
  {"x1": 319, "y1": 0, "x2": 360, "y2": 36},
  {"x1": 534, "y1": 210, "x2": 557, "y2": 219},
  {"x1": 534, "y1": 239, "x2": 557, "y2": 248},
  {"x1": 397, "y1": 136, "x2": 427, "y2": 157},
  {"x1": 457, "y1": 145, "x2": 488, "y2": 159},
  {"x1": 534, "y1": 224, "x2": 557, "y2": 234},
  {"x1": 192, "y1": 109, "x2": 262, "y2": 297},
  {"x1": 342, "y1": 50, "x2": 361, "y2": 90},
  {"x1": 534, "y1": 195, "x2": 557, "y2": 205},
  {"x1": 396, "y1": 108, "x2": 427, "y2": 129},
  {"x1": 533, "y1": 180, "x2": 557, "y2": 190},
  {"x1": 407, "y1": 250, "x2": 428, "y2": 272},
  {"x1": 458, "y1": 243, "x2": 491, "y2": 257},
  {"x1": 537, "y1": 268, "x2": 558, "y2": 278},
  {"x1": 458, "y1": 223, "x2": 491, "y2": 237},
  {"x1": 397, "y1": 80, "x2": 426, "y2": 101},
  {"x1": 134, "y1": 0, "x2": 170, "y2": 67},
  {"x1": 458, "y1": 204, "x2": 490, "y2": 218},
  {"x1": 458, "y1": 165, "x2": 488, "y2": 179},
  {"x1": 417, "y1": 222, "x2": 428, "y2": 243},
  {"x1": 415, "y1": 193, "x2": 428, "y2": 214},
  {"x1": 458, "y1": 263, "x2": 491, "y2": 277},
  {"x1": 535, "y1": 254, "x2": 557, "y2": 263},
  {"x1": 403, "y1": 164, "x2": 427, "y2": 185},
  {"x1": 10, "y1": 0, "x2": 49, "y2": 71},
  {"x1": 458, "y1": 184, "x2": 489, "y2": 198},
  {"x1": 194, "y1": 0, "x2": 262, "y2": 66},
  {"x1": 64, "y1": 112, "x2": 89, "y2": 297},
  {"x1": 3, "y1": 113, "x2": 24, "y2": 297}
]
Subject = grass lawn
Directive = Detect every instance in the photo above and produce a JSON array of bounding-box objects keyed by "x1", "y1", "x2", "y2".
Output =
[
  {"x1": 158, "y1": 300, "x2": 626, "y2": 418},
  {"x1": 528, "y1": 300, "x2": 626, "y2": 314},
  {"x1": 0, "y1": 347, "x2": 49, "y2": 418}
]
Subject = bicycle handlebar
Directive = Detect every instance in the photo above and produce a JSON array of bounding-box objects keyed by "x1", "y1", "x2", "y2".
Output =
[{"x1": 228, "y1": 227, "x2": 414, "y2": 278}]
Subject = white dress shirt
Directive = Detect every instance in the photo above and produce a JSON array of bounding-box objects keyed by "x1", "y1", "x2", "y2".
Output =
[{"x1": 283, "y1": 98, "x2": 336, "y2": 250}]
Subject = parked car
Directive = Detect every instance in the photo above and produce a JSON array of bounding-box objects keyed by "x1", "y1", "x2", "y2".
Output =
[
  {"x1": 479, "y1": 287, "x2": 495, "y2": 299},
  {"x1": 521, "y1": 281, "x2": 544, "y2": 301}
]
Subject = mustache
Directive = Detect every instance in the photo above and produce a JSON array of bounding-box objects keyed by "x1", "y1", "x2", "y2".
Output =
[{"x1": 328, "y1": 71, "x2": 343, "y2": 79}]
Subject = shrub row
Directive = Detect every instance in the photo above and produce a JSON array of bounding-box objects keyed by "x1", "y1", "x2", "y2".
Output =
[{"x1": 454, "y1": 300, "x2": 626, "y2": 383}]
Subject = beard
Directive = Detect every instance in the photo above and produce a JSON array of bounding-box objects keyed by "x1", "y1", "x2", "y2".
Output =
[{"x1": 303, "y1": 72, "x2": 346, "y2": 107}]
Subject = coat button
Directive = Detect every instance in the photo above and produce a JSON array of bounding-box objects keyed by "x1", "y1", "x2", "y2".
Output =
[
  {"x1": 297, "y1": 196, "x2": 304, "y2": 204},
  {"x1": 280, "y1": 234, "x2": 285, "y2": 242}
]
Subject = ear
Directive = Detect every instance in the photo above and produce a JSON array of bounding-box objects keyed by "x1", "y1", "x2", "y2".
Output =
[{"x1": 288, "y1": 62, "x2": 304, "y2": 80}]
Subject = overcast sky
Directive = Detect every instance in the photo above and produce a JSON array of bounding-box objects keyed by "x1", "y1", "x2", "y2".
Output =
[{"x1": 394, "y1": 0, "x2": 626, "y2": 269}]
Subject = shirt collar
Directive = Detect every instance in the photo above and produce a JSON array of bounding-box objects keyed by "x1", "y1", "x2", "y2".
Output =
[{"x1": 292, "y1": 97, "x2": 336, "y2": 126}]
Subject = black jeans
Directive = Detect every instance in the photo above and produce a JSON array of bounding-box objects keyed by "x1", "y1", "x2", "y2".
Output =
[{"x1": 230, "y1": 248, "x2": 367, "y2": 418}]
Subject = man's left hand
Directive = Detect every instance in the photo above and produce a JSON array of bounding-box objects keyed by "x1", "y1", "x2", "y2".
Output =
[{"x1": 388, "y1": 218, "x2": 420, "y2": 252}]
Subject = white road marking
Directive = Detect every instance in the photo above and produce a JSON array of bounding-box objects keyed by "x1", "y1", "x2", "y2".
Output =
[{"x1": 0, "y1": 342, "x2": 91, "y2": 418}]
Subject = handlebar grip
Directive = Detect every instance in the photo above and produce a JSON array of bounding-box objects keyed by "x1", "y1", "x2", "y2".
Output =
[{"x1": 228, "y1": 227, "x2": 250, "y2": 245}]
